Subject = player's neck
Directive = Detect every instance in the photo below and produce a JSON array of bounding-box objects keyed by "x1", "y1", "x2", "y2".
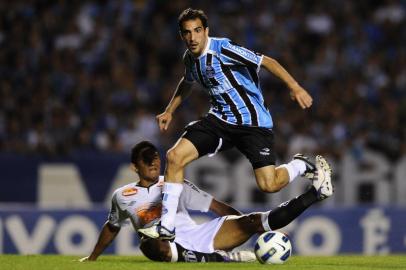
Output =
[
  {"x1": 138, "y1": 178, "x2": 158, "y2": 188},
  {"x1": 191, "y1": 37, "x2": 211, "y2": 58}
]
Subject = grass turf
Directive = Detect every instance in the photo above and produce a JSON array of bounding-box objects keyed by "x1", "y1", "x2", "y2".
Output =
[{"x1": 0, "y1": 255, "x2": 405, "y2": 270}]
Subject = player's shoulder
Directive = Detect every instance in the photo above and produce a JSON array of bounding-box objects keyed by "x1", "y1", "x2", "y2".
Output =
[
  {"x1": 113, "y1": 182, "x2": 140, "y2": 202},
  {"x1": 211, "y1": 37, "x2": 231, "y2": 44},
  {"x1": 221, "y1": 38, "x2": 245, "y2": 52},
  {"x1": 210, "y1": 37, "x2": 231, "y2": 51},
  {"x1": 212, "y1": 37, "x2": 251, "y2": 57},
  {"x1": 182, "y1": 50, "x2": 193, "y2": 64},
  {"x1": 183, "y1": 179, "x2": 201, "y2": 193}
]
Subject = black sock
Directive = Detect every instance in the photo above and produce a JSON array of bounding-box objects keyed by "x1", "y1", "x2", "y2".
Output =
[
  {"x1": 268, "y1": 186, "x2": 318, "y2": 230},
  {"x1": 176, "y1": 243, "x2": 225, "y2": 262}
]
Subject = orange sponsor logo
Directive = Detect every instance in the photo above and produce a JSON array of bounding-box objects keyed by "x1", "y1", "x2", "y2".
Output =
[
  {"x1": 136, "y1": 203, "x2": 162, "y2": 226},
  {"x1": 122, "y1": 187, "x2": 138, "y2": 196}
]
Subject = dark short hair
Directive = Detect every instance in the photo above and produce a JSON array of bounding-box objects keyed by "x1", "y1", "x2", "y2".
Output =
[
  {"x1": 178, "y1": 8, "x2": 208, "y2": 30},
  {"x1": 131, "y1": 141, "x2": 158, "y2": 165}
]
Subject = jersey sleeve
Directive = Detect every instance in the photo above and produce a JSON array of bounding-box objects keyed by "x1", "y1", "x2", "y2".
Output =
[
  {"x1": 107, "y1": 191, "x2": 129, "y2": 228},
  {"x1": 182, "y1": 51, "x2": 195, "y2": 82},
  {"x1": 181, "y1": 180, "x2": 213, "y2": 212},
  {"x1": 220, "y1": 39, "x2": 263, "y2": 72}
]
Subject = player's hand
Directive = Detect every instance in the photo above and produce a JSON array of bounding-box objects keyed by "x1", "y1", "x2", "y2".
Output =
[
  {"x1": 78, "y1": 256, "x2": 89, "y2": 262},
  {"x1": 289, "y1": 84, "x2": 313, "y2": 109},
  {"x1": 78, "y1": 256, "x2": 97, "y2": 262},
  {"x1": 156, "y1": 111, "x2": 173, "y2": 131}
]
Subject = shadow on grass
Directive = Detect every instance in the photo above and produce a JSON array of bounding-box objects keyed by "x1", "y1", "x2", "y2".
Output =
[
  {"x1": 298, "y1": 262, "x2": 405, "y2": 269},
  {"x1": 99, "y1": 257, "x2": 157, "y2": 264}
]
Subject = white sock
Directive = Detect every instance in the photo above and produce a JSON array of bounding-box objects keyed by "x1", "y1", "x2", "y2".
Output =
[
  {"x1": 161, "y1": 182, "x2": 183, "y2": 231},
  {"x1": 168, "y1": 242, "x2": 178, "y2": 262},
  {"x1": 278, "y1": 159, "x2": 306, "y2": 182},
  {"x1": 260, "y1": 211, "x2": 271, "y2": 231}
]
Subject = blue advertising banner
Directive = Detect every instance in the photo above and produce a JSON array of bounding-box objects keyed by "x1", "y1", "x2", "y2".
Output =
[
  {"x1": 0, "y1": 154, "x2": 128, "y2": 203},
  {"x1": 0, "y1": 207, "x2": 405, "y2": 255}
]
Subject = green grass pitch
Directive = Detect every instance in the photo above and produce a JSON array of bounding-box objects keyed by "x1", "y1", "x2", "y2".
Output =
[{"x1": 1, "y1": 255, "x2": 405, "y2": 270}]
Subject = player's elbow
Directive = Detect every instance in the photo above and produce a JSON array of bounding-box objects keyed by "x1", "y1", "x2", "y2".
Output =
[{"x1": 261, "y1": 56, "x2": 278, "y2": 70}]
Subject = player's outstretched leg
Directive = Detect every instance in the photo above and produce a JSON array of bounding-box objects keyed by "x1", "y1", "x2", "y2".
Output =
[
  {"x1": 266, "y1": 186, "x2": 320, "y2": 230},
  {"x1": 265, "y1": 153, "x2": 317, "y2": 193},
  {"x1": 212, "y1": 167, "x2": 334, "y2": 251},
  {"x1": 140, "y1": 238, "x2": 256, "y2": 262},
  {"x1": 267, "y1": 156, "x2": 333, "y2": 229}
]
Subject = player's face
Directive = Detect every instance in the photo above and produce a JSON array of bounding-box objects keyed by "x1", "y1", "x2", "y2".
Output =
[
  {"x1": 180, "y1": 18, "x2": 209, "y2": 57},
  {"x1": 134, "y1": 153, "x2": 161, "y2": 184}
]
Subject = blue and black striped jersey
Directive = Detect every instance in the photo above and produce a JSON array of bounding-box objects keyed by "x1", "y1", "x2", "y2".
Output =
[{"x1": 183, "y1": 37, "x2": 273, "y2": 128}]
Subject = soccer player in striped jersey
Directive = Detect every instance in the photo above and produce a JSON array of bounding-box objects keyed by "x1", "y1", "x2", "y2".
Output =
[{"x1": 138, "y1": 8, "x2": 333, "y2": 240}]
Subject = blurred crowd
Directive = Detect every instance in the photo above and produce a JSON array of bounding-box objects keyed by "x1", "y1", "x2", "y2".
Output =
[{"x1": 0, "y1": 0, "x2": 405, "y2": 161}]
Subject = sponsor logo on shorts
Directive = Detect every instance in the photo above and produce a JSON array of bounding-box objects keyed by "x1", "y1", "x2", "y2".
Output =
[
  {"x1": 183, "y1": 251, "x2": 198, "y2": 262},
  {"x1": 279, "y1": 201, "x2": 289, "y2": 207},
  {"x1": 260, "y1": 148, "x2": 270, "y2": 156}
]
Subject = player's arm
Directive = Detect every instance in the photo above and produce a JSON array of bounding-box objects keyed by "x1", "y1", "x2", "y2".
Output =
[
  {"x1": 156, "y1": 77, "x2": 194, "y2": 131},
  {"x1": 209, "y1": 198, "x2": 242, "y2": 216},
  {"x1": 261, "y1": 55, "x2": 313, "y2": 109},
  {"x1": 80, "y1": 222, "x2": 120, "y2": 261}
]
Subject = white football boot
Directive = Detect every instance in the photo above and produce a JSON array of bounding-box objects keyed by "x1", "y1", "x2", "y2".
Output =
[
  {"x1": 312, "y1": 155, "x2": 333, "y2": 200},
  {"x1": 216, "y1": 250, "x2": 257, "y2": 262},
  {"x1": 138, "y1": 222, "x2": 175, "y2": 241}
]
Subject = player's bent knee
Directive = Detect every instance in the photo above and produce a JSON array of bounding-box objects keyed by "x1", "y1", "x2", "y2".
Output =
[
  {"x1": 140, "y1": 239, "x2": 171, "y2": 262},
  {"x1": 239, "y1": 214, "x2": 263, "y2": 233},
  {"x1": 257, "y1": 180, "x2": 282, "y2": 193}
]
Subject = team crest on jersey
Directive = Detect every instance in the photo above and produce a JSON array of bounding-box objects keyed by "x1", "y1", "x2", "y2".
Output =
[
  {"x1": 206, "y1": 65, "x2": 215, "y2": 78},
  {"x1": 122, "y1": 187, "x2": 138, "y2": 196}
]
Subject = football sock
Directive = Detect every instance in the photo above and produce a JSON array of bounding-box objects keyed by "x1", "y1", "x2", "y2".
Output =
[
  {"x1": 278, "y1": 159, "x2": 306, "y2": 182},
  {"x1": 260, "y1": 211, "x2": 272, "y2": 231},
  {"x1": 267, "y1": 187, "x2": 318, "y2": 230},
  {"x1": 161, "y1": 182, "x2": 183, "y2": 231},
  {"x1": 171, "y1": 242, "x2": 224, "y2": 262}
]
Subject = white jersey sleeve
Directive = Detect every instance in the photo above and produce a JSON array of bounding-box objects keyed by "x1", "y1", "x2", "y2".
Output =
[
  {"x1": 180, "y1": 180, "x2": 213, "y2": 212},
  {"x1": 107, "y1": 190, "x2": 130, "y2": 228}
]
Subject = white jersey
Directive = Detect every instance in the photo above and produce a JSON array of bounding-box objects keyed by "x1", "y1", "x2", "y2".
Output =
[{"x1": 108, "y1": 176, "x2": 213, "y2": 231}]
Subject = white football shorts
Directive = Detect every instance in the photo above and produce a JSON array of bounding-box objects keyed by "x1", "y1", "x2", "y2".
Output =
[{"x1": 174, "y1": 216, "x2": 228, "y2": 253}]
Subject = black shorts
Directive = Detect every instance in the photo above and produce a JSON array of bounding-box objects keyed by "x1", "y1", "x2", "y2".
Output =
[{"x1": 182, "y1": 114, "x2": 276, "y2": 169}]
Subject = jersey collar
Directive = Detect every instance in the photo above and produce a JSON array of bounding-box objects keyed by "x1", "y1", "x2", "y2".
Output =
[{"x1": 201, "y1": 37, "x2": 211, "y2": 57}]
